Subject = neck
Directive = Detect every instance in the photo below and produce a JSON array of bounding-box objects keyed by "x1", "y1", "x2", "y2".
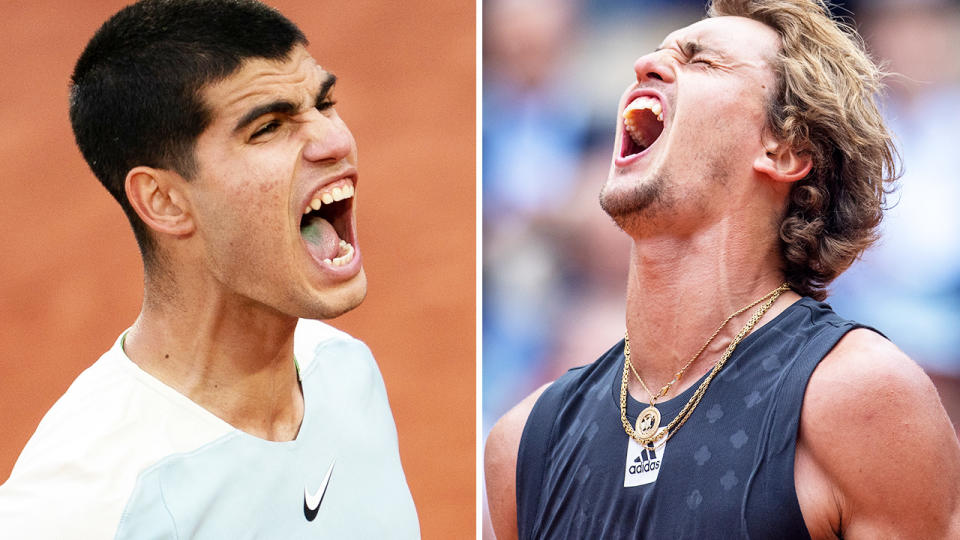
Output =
[
  {"x1": 124, "y1": 270, "x2": 303, "y2": 442},
  {"x1": 624, "y1": 219, "x2": 798, "y2": 401}
]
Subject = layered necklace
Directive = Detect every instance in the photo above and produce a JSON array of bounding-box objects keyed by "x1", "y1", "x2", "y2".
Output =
[{"x1": 619, "y1": 283, "x2": 790, "y2": 449}]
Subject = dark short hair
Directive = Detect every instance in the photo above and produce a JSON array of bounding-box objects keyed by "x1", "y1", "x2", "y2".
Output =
[{"x1": 70, "y1": 0, "x2": 307, "y2": 266}]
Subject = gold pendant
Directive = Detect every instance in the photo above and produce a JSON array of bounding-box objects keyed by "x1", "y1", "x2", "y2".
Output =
[{"x1": 636, "y1": 405, "x2": 661, "y2": 439}]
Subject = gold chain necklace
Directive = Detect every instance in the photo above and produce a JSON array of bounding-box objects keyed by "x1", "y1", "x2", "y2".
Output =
[
  {"x1": 625, "y1": 284, "x2": 787, "y2": 433},
  {"x1": 619, "y1": 283, "x2": 789, "y2": 449}
]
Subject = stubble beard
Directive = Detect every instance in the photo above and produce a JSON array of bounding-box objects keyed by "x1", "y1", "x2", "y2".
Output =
[{"x1": 599, "y1": 171, "x2": 672, "y2": 232}]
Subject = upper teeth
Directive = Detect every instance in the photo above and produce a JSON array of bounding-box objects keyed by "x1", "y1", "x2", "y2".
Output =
[
  {"x1": 624, "y1": 96, "x2": 663, "y2": 120},
  {"x1": 303, "y1": 181, "x2": 355, "y2": 214},
  {"x1": 623, "y1": 96, "x2": 664, "y2": 147}
]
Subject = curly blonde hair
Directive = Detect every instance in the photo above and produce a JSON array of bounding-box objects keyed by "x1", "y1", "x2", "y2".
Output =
[{"x1": 708, "y1": 0, "x2": 899, "y2": 300}]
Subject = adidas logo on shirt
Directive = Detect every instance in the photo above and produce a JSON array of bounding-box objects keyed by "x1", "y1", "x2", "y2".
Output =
[{"x1": 623, "y1": 430, "x2": 667, "y2": 487}]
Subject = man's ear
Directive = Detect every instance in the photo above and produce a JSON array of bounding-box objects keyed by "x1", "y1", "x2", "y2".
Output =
[
  {"x1": 125, "y1": 166, "x2": 195, "y2": 237},
  {"x1": 754, "y1": 131, "x2": 812, "y2": 183}
]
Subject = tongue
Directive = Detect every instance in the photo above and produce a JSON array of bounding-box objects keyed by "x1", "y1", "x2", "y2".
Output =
[{"x1": 300, "y1": 214, "x2": 341, "y2": 261}]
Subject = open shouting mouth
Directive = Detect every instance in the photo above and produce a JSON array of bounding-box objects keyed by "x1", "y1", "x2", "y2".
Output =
[
  {"x1": 299, "y1": 176, "x2": 360, "y2": 274},
  {"x1": 620, "y1": 93, "x2": 665, "y2": 160}
]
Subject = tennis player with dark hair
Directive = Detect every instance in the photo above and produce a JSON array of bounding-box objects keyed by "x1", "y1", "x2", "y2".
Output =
[
  {"x1": 486, "y1": 0, "x2": 960, "y2": 538},
  {"x1": 0, "y1": 0, "x2": 419, "y2": 537}
]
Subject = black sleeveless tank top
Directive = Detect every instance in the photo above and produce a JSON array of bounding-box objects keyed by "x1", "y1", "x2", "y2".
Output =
[{"x1": 516, "y1": 297, "x2": 871, "y2": 539}]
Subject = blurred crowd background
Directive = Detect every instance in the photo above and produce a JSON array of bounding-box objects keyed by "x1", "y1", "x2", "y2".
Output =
[{"x1": 482, "y1": 0, "x2": 960, "y2": 451}]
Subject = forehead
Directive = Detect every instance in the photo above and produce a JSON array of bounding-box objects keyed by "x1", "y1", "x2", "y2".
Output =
[
  {"x1": 661, "y1": 15, "x2": 780, "y2": 63},
  {"x1": 201, "y1": 45, "x2": 328, "y2": 123}
]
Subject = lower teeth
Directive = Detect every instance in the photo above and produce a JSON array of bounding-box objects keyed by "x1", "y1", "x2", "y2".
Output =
[
  {"x1": 626, "y1": 121, "x2": 646, "y2": 147},
  {"x1": 624, "y1": 112, "x2": 646, "y2": 147},
  {"x1": 324, "y1": 240, "x2": 354, "y2": 267}
]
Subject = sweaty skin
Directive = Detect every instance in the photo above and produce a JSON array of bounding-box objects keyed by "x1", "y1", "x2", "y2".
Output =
[{"x1": 486, "y1": 15, "x2": 960, "y2": 540}]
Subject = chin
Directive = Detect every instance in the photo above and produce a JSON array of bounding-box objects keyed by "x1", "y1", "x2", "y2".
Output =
[
  {"x1": 301, "y1": 270, "x2": 368, "y2": 320},
  {"x1": 600, "y1": 173, "x2": 665, "y2": 217}
]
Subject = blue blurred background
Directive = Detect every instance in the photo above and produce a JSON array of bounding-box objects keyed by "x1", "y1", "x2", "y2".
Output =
[{"x1": 481, "y1": 0, "x2": 960, "y2": 496}]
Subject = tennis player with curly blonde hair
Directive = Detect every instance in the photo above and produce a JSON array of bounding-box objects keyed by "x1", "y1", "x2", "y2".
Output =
[{"x1": 486, "y1": 1, "x2": 960, "y2": 538}]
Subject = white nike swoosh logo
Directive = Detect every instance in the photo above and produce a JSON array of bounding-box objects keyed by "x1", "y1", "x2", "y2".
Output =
[{"x1": 305, "y1": 458, "x2": 336, "y2": 512}]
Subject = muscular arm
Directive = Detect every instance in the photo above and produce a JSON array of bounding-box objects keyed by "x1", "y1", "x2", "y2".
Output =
[
  {"x1": 484, "y1": 383, "x2": 550, "y2": 540},
  {"x1": 796, "y1": 329, "x2": 960, "y2": 539}
]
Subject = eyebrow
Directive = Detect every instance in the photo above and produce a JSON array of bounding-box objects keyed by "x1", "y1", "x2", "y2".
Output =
[
  {"x1": 232, "y1": 72, "x2": 338, "y2": 134},
  {"x1": 655, "y1": 40, "x2": 714, "y2": 58},
  {"x1": 680, "y1": 40, "x2": 703, "y2": 57},
  {"x1": 316, "y1": 73, "x2": 337, "y2": 107}
]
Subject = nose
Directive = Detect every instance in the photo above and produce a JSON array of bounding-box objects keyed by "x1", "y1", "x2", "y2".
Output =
[
  {"x1": 301, "y1": 111, "x2": 354, "y2": 163},
  {"x1": 633, "y1": 51, "x2": 675, "y2": 84}
]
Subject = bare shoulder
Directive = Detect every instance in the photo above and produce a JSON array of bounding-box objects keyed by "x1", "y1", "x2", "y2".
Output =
[
  {"x1": 486, "y1": 382, "x2": 551, "y2": 467},
  {"x1": 798, "y1": 328, "x2": 960, "y2": 539},
  {"x1": 804, "y1": 329, "x2": 949, "y2": 427},
  {"x1": 485, "y1": 382, "x2": 551, "y2": 540}
]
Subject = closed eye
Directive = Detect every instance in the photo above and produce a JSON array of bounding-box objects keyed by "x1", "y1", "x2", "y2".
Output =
[
  {"x1": 315, "y1": 98, "x2": 336, "y2": 112},
  {"x1": 315, "y1": 73, "x2": 338, "y2": 113},
  {"x1": 251, "y1": 120, "x2": 281, "y2": 139}
]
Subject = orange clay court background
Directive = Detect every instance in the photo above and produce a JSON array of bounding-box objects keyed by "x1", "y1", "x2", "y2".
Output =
[{"x1": 0, "y1": 1, "x2": 475, "y2": 537}]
